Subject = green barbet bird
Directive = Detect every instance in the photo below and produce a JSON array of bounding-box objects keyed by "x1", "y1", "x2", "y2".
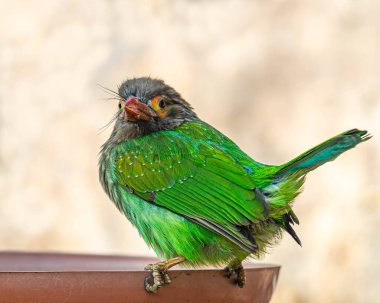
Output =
[{"x1": 99, "y1": 77, "x2": 370, "y2": 292}]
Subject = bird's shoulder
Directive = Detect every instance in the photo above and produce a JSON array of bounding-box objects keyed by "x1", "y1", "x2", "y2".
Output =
[{"x1": 112, "y1": 120, "x2": 254, "y2": 193}]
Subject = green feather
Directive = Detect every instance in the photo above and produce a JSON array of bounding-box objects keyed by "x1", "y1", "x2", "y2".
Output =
[
  {"x1": 113, "y1": 122, "x2": 264, "y2": 253},
  {"x1": 275, "y1": 129, "x2": 371, "y2": 178},
  {"x1": 99, "y1": 120, "x2": 370, "y2": 266}
]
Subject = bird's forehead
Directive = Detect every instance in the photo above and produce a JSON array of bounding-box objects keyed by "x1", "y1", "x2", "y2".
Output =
[{"x1": 119, "y1": 78, "x2": 166, "y2": 103}]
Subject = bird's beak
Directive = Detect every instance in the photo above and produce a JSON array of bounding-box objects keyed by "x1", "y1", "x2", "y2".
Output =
[{"x1": 123, "y1": 97, "x2": 156, "y2": 122}]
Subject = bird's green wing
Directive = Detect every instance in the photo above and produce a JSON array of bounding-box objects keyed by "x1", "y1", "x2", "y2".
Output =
[{"x1": 114, "y1": 121, "x2": 268, "y2": 253}]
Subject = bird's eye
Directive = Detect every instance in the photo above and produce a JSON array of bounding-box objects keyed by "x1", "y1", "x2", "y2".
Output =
[{"x1": 158, "y1": 99, "x2": 166, "y2": 109}]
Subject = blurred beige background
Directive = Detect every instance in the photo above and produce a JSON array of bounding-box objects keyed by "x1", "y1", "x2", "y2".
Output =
[{"x1": 0, "y1": 0, "x2": 379, "y2": 302}]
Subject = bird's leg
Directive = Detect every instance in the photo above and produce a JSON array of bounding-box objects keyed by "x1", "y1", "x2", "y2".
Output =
[
  {"x1": 144, "y1": 256, "x2": 186, "y2": 293},
  {"x1": 224, "y1": 261, "x2": 246, "y2": 288}
]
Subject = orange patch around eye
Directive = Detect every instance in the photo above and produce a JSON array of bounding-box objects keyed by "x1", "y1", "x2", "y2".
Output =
[
  {"x1": 151, "y1": 96, "x2": 168, "y2": 118},
  {"x1": 158, "y1": 110, "x2": 168, "y2": 118},
  {"x1": 151, "y1": 96, "x2": 161, "y2": 110}
]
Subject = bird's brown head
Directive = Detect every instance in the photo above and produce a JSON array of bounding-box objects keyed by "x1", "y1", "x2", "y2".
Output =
[{"x1": 106, "y1": 77, "x2": 198, "y2": 144}]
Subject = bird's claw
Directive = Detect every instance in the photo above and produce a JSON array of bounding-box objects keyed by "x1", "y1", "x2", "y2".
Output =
[
  {"x1": 144, "y1": 262, "x2": 171, "y2": 293},
  {"x1": 224, "y1": 266, "x2": 235, "y2": 279},
  {"x1": 224, "y1": 263, "x2": 246, "y2": 288},
  {"x1": 144, "y1": 257, "x2": 185, "y2": 293}
]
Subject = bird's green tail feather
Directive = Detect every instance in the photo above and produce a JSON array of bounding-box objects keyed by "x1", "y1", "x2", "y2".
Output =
[
  {"x1": 264, "y1": 129, "x2": 371, "y2": 219},
  {"x1": 262, "y1": 129, "x2": 370, "y2": 244},
  {"x1": 275, "y1": 129, "x2": 371, "y2": 178}
]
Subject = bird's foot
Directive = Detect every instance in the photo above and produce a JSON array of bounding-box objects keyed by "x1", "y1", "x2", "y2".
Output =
[
  {"x1": 224, "y1": 263, "x2": 246, "y2": 288},
  {"x1": 144, "y1": 256, "x2": 185, "y2": 293}
]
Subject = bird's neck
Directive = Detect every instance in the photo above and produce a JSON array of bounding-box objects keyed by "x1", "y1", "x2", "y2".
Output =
[{"x1": 101, "y1": 117, "x2": 198, "y2": 153}]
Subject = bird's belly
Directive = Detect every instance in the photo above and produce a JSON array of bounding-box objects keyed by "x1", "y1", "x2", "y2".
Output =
[{"x1": 116, "y1": 188, "x2": 246, "y2": 267}]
